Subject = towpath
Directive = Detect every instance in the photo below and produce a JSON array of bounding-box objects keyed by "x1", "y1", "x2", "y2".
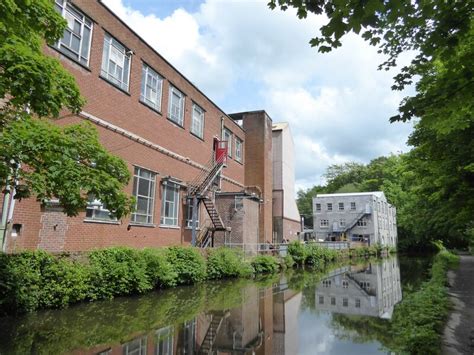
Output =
[{"x1": 442, "y1": 252, "x2": 474, "y2": 354}]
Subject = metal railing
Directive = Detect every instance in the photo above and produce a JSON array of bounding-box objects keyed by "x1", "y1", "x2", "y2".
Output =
[{"x1": 224, "y1": 240, "x2": 350, "y2": 255}]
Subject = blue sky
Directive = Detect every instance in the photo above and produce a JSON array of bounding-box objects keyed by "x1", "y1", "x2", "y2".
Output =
[{"x1": 103, "y1": 0, "x2": 414, "y2": 190}]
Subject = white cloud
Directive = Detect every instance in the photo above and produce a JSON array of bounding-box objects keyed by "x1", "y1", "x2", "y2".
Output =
[{"x1": 102, "y1": 0, "x2": 414, "y2": 190}]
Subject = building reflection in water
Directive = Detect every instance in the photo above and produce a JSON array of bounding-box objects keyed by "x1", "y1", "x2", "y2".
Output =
[
  {"x1": 89, "y1": 259, "x2": 401, "y2": 355},
  {"x1": 315, "y1": 258, "x2": 402, "y2": 319}
]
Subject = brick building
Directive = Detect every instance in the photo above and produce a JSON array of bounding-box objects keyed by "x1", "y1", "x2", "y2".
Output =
[{"x1": 1, "y1": 0, "x2": 299, "y2": 253}]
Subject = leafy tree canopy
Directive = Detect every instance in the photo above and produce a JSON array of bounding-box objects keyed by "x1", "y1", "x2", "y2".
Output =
[{"x1": 0, "y1": 0, "x2": 133, "y2": 217}]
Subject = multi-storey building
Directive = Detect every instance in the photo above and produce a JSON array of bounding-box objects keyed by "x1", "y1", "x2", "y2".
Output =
[
  {"x1": 272, "y1": 123, "x2": 301, "y2": 243},
  {"x1": 312, "y1": 192, "x2": 397, "y2": 247},
  {"x1": 1, "y1": 0, "x2": 300, "y2": 253}
]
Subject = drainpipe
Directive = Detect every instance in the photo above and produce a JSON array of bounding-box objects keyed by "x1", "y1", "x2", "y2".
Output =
[{"x1": 191, "y1": 196, "x2": 198, "y2": 246}]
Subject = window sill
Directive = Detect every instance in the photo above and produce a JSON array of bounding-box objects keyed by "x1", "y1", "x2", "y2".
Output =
[
  {"x1": 48, "y1": 45, "x2": 92, "y2": 72},
  {"x1": 139, "y1": 99, "x2": 163, "y2": 116},
  {"x1": 166, "y1": 117, "x2": 185, "y2": 130},
  {"x1": 184, "y1": 227, "x2": 201, "y2": 230},
  {"x1": 99, "y1": 75, "x2": 131, "y2": 96},
  {"x1": 84, "y1": 219, "x2": 120, "y2": 225},
  {"x1": 159, "y1": 225, "x2": 180, "y2": 229},
  {"x1": 128, "y1": 222, "x2": 156, "y2": 228},
  {"x1": 190, "y1": 131, "x2": 204, "y2": 142}
]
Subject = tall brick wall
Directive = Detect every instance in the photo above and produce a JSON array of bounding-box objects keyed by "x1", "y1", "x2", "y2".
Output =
[{"x1": 231, "y1": 111, "x2": 273, "y2": 244}]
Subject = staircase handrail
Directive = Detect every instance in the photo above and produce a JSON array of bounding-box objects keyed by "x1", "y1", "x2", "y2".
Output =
[{"x1": 344, "y1": 210, "x2": 369, "y2": 232}]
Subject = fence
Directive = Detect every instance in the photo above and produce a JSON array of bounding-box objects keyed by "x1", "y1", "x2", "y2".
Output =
[{"x1": 223, "y1": 240, "x2": 350, "y2": 256}]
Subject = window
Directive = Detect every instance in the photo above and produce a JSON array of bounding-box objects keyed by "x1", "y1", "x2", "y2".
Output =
[
  {"x1": 331, "y1": 297, "x2": 336, "y2": 305},
  {"x1": 343, "y1": 298, "x2": 348, "y2": 307},
  {"x1": 131, "y1": 167, "x2": 156, "y2": 224},
  {"x1": 186, "y1": 198, "x2": 199, "y2": 228},
  {"x1": 168, "y1": 86, "x2": 185, "y2": 126},
  {"x1": 315, "y1": 203, "x2": 321, "y2": 212},
  {"x1": 320, "y1": 219, "x2": 329, "y2": 227},
  {"x1": 339, "y1": 219, "x2": 345, "y2": 227},
  {"x1": 318, "y1": 295, "x2": 324, "y2": 304},
  {"x1": 360, "y1": 281, "x2": 370, "y2": 290},
  {"x1": 355, "y1": 298, "x2": 361, "y2": 308},
  {"x1": 327, "y1": 203, "x2": 333, "y2": 211},
  {"x1": 156, "y1": 326, "x2": 174, "y2": 355},
  {"x1": 357, "y1": 218, "x2": 367, "y2": 227},
  {"x1": 191, "y1": 104, "x2": 204, "y2": 138},
  {"x1": 85, "y1": 196, "x2": 116, "y2": 222},
  {"x1": 322, "y1": 280, "x2": 331, "y2": 287},
  {"x1": 235, "y1": 137, "x2": 243, "y2": 162},
  {"x1": 122, "y1": 336, "x2": 147, "y2": 355},
  {"x1": 222, "y1": 128, "x2": 232, "y2": 157},
  {"x1": 342, "y1": 280, "x2": 349, "y2": 288},
  {"x1": 351, "y1": 202, "x2": 356, "y2": 210},
  {"x1": 54, "y1": 0, "x2": 92, "y2": 66},
  {"x1": 338, "y1": 202, "x2": 344, "y2": 211},
  {"x1": 140, "y1": 64, "x2": 163, "y2": 111},
  {"x1": 160, "y1": 181, "x2": 179, "y2": 226},
  {"x1": 235, "y1": 196, "x2": 244, "y2": 211},
  {"x1": 101, "y1": 33, "x2": 131, "y2": 91}
]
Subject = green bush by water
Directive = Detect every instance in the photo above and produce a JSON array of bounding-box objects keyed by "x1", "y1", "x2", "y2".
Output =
[
  {"x1": 206, "y1": 247, "x2": 253, "y2": 279},
  {"x1": 164, "y1": 246, "x2": 207, "y2": 284},
  {"x1": 251, "y1": 255, "x2": 279, "y2": 274},
  {"x1": 388, "y1": 246, "x2": 459, "y2": 354}
]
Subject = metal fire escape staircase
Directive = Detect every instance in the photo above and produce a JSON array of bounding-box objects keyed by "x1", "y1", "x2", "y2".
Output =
[
  {"x1": 332, "y1": 207, "x2": 372, "y2": 236},
  {"x1": 188, "y1": 146, "x2": 228, "y2": 247}
]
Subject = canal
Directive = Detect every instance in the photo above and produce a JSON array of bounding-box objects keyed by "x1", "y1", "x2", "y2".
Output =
[{"x1": 0, "y1": 256, "x2": 432, "y2": 354}]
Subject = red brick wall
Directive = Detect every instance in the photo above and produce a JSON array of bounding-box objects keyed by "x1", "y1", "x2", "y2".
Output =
[{"x1": 4, "y1": 0, "x2": 246, "y2": 252}]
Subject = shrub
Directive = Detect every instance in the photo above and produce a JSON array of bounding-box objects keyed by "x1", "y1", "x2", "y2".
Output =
[
  {"x1": 206, "y1": 247, "x2": 253, "y2": 279},
  {"x1": 287, "y1": 241, "x2": 306, "y2": 265},
  {"x1": 0, "y1": 251, "x2": 89, "y2": 314},
  {"x1": 88, "y1": 247, "x2": 151, "y2": 299},
  {"x1": 165, "y1": 246, "x2": 206, "y2": 284},
  {"x1": 251, "y1": 255, "x2": 279, "y2": 274},
  {"x1": 282, "y1": 255, "x2": 295, "y2": 269},
  {"x1": 141, "y1": 248, "x2": 177, "y2": 288}
]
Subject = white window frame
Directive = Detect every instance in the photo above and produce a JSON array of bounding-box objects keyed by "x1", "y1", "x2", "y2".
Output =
[
  {"x1": 168, "y1": 86, "x2": 185, "y2": 126},
  {"x1": 131, "y1": 167, "x2": 156, "y2": 225},
  {"x1": 357, "y1": 218, "x2": 367, "y2": 227},
  {"x1": 160, "y1": 181, "x2": 179, "y2": 227},
  {"x1": 339, "y1": 219, "x2": 345, "y2": 227},
  {"x1": 222, "y1": 128, "x2": 232, "y2": 158},
  {"x1": 320, "y1": 219, "x2": 329, "y2": 227},
  {"x1": 85, "y1": 196, "x2": 117, "y2": 222},
  {"x1": 101, "y1": 33, "x2": 131, "y2": 91},
  {"x1": 191, "y1": 103, "x2": 204, "y2": 138},
  {"x1": 54, "y1": 0, "x2": 93, "y2": 66},
  {"x1": 186, "y1": 198, "x2": 199, "y2": 228},
  {"x1": 338, "y1": 202, "x2": 344, "y2": 211},
  {"x1": 315, "y1": 203, "x2": 321, "y2": 212},
  {"x1": 156, "y1": 326, "x2": 174, "y2": 355},
  {"x1": 140, "y1": 64, "x2": 163, "y2": 111},
  {"x1": 350, "y1": 202, "x2": 356, "y2": 210},
  {"x1": 327, "y1": 203, "x2": 332, "y2": 211},
  {"x1": 122, "y1": 336, "x2": 147, "y2": 355},
  {"x1": 355, "y1": 298, "x2": 361, "y2": 308},
  {"x1": 235, "y1": 137, "x2": 243, "y2": 162}
]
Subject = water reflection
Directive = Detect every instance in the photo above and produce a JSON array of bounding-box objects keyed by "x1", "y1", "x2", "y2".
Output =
[
  {"x1": 315, "y1": 257, "x2": 402, "y2": 319},
  {"x1": 0, "y1": 258, "x2": 405, "y2": 355}
]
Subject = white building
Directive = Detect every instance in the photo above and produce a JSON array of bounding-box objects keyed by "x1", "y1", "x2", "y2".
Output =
[
  {"x1": 313, "y1": 191, "x2": 397, "y2": 247},
  {"x1": 272, "y1": 123, "x2": 301, "y2": 243}
]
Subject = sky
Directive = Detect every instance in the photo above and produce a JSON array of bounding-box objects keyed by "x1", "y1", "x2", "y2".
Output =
[{"x1": 102, "y1": 0, "x2": 415, "y2": 191}]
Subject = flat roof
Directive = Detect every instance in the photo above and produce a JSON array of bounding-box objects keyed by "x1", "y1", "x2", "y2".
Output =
[
  {"x1": 272, "y1": 122, "x2": 288, "y2": 131},
  {"x1": 316, "y1": 191, "x2": 385, "y2": 198}
]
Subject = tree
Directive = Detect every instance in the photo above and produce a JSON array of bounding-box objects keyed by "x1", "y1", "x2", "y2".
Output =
[{"x1": 0, "y1": 1, "x2": 133, "y2": 217}]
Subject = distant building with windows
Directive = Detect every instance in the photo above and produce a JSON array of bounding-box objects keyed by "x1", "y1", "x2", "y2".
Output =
[
  {"x1": 312, "y1": 192, "x2": 397, "y2": 247},
  {"x1": 0, "y1": 0, "x2": 299, "y2": 252}
]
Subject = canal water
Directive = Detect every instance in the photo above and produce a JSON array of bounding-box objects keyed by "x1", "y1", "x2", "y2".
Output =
[{"x1": 0, "y1": 256, "x2": 432, "y2": 354}]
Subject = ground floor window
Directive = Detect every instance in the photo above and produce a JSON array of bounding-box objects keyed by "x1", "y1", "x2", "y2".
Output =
[
  {"x1": 161, "y1": 182, "x2": 179, "y2": 226},
  {"x1": 186, "y1": 198, "x2": 199, "y2": 228},
  {"x1": 85, "y1": 196, "x2": 116, "y2": 222},
  {"x1": 131, "y1": 167, "x2": 156, "y2": 224}
]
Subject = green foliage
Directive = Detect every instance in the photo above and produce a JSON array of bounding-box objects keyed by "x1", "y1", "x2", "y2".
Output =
[
  {"x1": 165, "y1": 247, "x2": 207, "y2": 284},
  {"x1": 389, "y1": 249, "x2": 459, "y2": 354},
  {"x1": 251, "y1": 255, "x2": 279, "y2": 274},
  {"x1": 141, "y1": 248, "x2": 178, "y2": 288},
  {"x1": 206, "y1": 247, "x2": 253, "y2": 279},
  {"x1": 0, "y1": 250, "x2": 88, "y2": 314},
  {"x1": 88, "y1": 247, "x2": 152, "y2": 299},
  {"x1": 287, "y1": 241, "x2": 307, "y2": 265},
  {"x1": 282, "y1": 255, "x2": 295, "y2": 269},
  {"x1": 0, "y1": 0, "x2": 133, "y2": 218},
  {"x1": 305, "y1": 243, "x2": 338, "y2": 268}
]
